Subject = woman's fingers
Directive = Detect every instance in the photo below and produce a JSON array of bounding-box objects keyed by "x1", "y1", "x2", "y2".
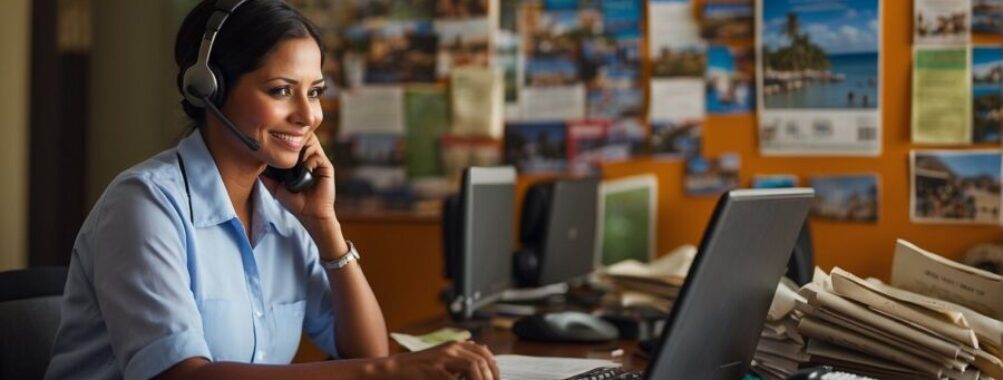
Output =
[
  {"x1": 453, "y1": 345, "x2": 493, "y2": 380},
  {"x1": 466, "y1": 342, "x2": 499, "y2": 380}
]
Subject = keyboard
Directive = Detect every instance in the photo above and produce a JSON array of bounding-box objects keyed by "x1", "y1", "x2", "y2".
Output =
[{"x1": 566, "y1": 367, "x2": 643, "y2": 380}]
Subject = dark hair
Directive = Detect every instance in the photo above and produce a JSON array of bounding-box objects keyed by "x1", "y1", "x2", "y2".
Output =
[{"x1": 175, "y1": 0, "x2": 325, "y2": 126}]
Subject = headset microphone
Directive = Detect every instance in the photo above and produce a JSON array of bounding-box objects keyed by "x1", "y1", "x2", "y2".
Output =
[{"x1": 195, "y1": 92, "x2": 261, "y2": 151}]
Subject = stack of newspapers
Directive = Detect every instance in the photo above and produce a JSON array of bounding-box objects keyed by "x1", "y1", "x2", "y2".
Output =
[
  {"x1": 601, "y1": 245, "x2": 696, "y2": 312},
  {"x1": 752, "y1": 279, "x2": 810, "y2": 380},
  {"x1": 793, "y1": 240, "x2": 1003, "y2": 380}
]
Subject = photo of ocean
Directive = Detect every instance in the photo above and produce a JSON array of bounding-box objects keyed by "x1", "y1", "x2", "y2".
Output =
[
  {"x1": 764, "y1": 53, "x2": 879, "y2": 110},
  {"x1": 760, "y1": 0, "x2": 880, "y2": 111}
]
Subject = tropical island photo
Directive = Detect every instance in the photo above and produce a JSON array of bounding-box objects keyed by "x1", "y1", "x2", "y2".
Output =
[{"x1": 761, "y1": 0, "x2": 879, "y2": 110}]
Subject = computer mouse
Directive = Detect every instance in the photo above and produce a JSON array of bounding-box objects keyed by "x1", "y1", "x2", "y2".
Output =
[{"x1": 512, "y1": 311, "x2": 619, "y2": 343}]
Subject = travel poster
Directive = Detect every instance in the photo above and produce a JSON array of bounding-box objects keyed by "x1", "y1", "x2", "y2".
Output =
[
  {"x1": 973, "y1": 0, "x2": 1003, "y2": 34},
  {"x1": 757, "y1": 0, "x2": 882, "y2": 156},
  {"x1": 915, "y1": 0, "x2": 971, "y2": 45},
  {"x1": 706, "y1": 45, "x2": 755, "y2": 114}
]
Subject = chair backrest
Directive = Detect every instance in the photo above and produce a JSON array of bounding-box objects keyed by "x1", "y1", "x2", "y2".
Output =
[{"x1": 0, "y1": 267, "x2": 68, "y2": 380}]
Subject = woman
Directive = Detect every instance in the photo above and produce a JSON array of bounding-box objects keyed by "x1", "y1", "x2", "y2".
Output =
[{"x1": 45, "y1": 1, "x2": 498, "y2": 379}]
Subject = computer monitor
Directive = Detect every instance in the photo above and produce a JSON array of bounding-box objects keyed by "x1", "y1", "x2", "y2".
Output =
[
  {"x1": 516, "y1": 178, "x2": 599, "y2": 287},
  {"x1": 644, "y1": 188, "x2": 814, "y2": 379},
  {"x1": 449, "y1": 166, "x2": 516, "y2": 320}
]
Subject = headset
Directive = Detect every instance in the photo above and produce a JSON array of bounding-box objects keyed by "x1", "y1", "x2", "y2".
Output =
[{"x1": 181, "y1": 0, "x2": 315, "y2": 193}]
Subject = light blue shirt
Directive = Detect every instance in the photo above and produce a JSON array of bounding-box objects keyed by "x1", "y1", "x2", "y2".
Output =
[{"x1": 46, "y1": 132, "x2": 338, "y2": 380}]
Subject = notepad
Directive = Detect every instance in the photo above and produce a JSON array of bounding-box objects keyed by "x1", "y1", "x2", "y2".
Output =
[{"x1": 496, "y1": 355, "x2": 620, "y2": 380}]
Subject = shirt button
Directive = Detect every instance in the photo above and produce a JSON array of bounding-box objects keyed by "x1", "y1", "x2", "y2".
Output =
[
  {"x1": 254, "y1": 310, "x2": 263, "y2": 318},
  {"x1": 256, "y1": 351, "x2": 265, "y2": 360}
]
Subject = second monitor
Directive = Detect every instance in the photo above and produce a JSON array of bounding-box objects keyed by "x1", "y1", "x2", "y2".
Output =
[{"x1": 514, "y1": 178, "x2": 600, "y2": 288}]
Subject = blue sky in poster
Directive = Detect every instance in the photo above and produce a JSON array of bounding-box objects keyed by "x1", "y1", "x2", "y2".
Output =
[
  {"x1": 973, "y1": 46, "x2": 1003, "y2": 70},
  {"x1": 935, "y1": 153, "x2": 1002, "y2": 180},
  {"x1": 762, "y1": 0, "x2": 879, "y2": 55}
]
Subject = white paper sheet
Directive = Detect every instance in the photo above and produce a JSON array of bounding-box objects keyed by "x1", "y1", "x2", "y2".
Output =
[
  {"x1": 339, "y1": 86, "x2": 405, "y2": 137},
  {"x1": 496, "y1": 355, "x2": 620, "y2": 380}
]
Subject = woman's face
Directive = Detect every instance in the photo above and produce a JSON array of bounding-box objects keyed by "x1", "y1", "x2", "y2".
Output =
[{"x1": 221, "y1": 36, "x2": 325, "y2": 169}]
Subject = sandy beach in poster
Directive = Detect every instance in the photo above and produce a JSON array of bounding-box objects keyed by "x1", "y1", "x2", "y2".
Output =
[
  {"x1": 973, "y1": 46, "x2": 1003, "y2": 143},
  {"x1": 911, "y1": 150, "x2": 1002, "y2": 225},
  {"x1": 756, "y1": 0, "x2": 881, "y2": 156}
]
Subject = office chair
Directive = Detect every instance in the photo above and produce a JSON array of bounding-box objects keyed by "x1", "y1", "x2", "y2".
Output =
[{"x1": 0, "y1": 266, "x2": 68, "y2": 379}]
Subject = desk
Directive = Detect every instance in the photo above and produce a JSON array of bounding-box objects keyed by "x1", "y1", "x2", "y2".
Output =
[{"x1": 393, "y1": 318, "x2": 650, "y2": 372}]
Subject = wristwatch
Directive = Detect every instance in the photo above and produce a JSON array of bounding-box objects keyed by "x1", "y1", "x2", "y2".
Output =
[{"x1": 322, "y1": 240, "x2": 360, "y2": 270}]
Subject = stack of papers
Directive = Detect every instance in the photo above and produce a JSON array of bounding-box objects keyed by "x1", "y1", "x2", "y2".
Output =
[
  {"x1": 752, "y1": 279, "x2": 809, "y2": 380},
  {"x1": 495, "y1": 355, "x2": 620, "y2": 380},
  {"x1": 792, "y1": 240, "x2": 1003, "y2": 379},
  {"x1": 602, "y1": 245, "x2": 696, "y2": 312}
]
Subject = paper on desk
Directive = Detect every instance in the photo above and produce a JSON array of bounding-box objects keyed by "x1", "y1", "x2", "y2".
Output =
[
  {"x1": 390, "y1": 327, "x2": 471, "y2": 352},
  {"x1": 496, "y1": 355, "x2": 619, "y2": 380}
]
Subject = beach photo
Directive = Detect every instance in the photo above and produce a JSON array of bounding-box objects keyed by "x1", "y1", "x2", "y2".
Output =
[
  {"x1": 912, "y1": 150, "x2": 1002, "y2": 225},
  {"x1": 973, "y1": 46, "x2": 1003, "y2": 143},
  {"x1": 684, "y1": 153, "x2": 740, "y2": 196},
  {"x1": 504, "y1": 122, "x2": 568, "y2": 174},
  {"x1": 914, "y1": 0, "x2": 970, "y2": 44},
  {"x1": 760, "y1": 0, "x2": 879, "y2": 110},
  {"x1": 753, "y1": 174, "x2": 797, "y2": 188},
  {"x1": 706, "y1": 45, "x2": 754, "y2": 114},
  {"x1": 809, "y1": 174, "x2": 879, "y2": 222},
  {"x1": 701, "y1": 1, "x2": 754, "y2": 40},
  {"x1": 651, "y1": 120, "x2": 701, "y2": 158},
  {"x1": 974, "y1": 0, "x2": 1003, "y2": 34}
]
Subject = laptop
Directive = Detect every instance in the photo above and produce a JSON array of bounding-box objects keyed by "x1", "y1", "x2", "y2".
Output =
[{"x1": 567, "y1": 188, "x2": 815, "y2": 379}]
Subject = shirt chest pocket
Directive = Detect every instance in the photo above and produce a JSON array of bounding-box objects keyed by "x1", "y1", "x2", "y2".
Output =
[{"x1": 269, "y1": 299, "x2": 306, "y2": 363}]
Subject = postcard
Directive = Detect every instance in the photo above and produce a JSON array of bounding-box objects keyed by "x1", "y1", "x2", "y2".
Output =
[
  {"x1": 757, "y1": 0, "x2": 882, "y2": 156},
  {"x1": 520, "y1": 84, "x2": 587, "y2": 121},
  {"x1": 911, "y1": 150, "x2": 1002, "y2": 225},
  {"x1": 440, "y1": 135, "x2": 502, "y2": 182},
  {"x1": 504, "y1": 121, "x2": 568, "y2": 174},
  {"x1": 912, "y1": 46, "x2": 972, "y2": 144},
  {"x1": 585, "y1": 40, "x2": 645, "y2": 119},
  {"x1": 340, "y1": 86, "x2": 406, "y2": 137},
  {"x1": 434, "y1": 18, "x2": 492, "y2": 77},
  {"x1": 973, "y1": 0, "x2": 1003, "y2": 34},
  {"x1": 344, "y1": 21, "x2": 439, "y2": 84},
  {"x1": 435, "y1": 0, "x2": 490, "y2": 19},
  {"x1": 649, "y1": 0, "x2": 701, "y2": 53},
  {"x1": 348, "y1": 133, "x2": 408, "y2": 192},
  {"x1": 808, "y1": 174, "x2": 879, "y2": 223},
  {"x1": 404, "y1": 85, "x2": 450, "y2": 179},
  {"x1": 753, "y1": 174, "x2": 798, "y2": 188},
  {"x1": 972, "y1": 46, "x2": 1003, "y2": 143},
  {"x1": 450, "y1": 66, "x2": 504, "y2": 138},
  {"x1": 706, "y1": 45, "x2": 755, "y2": 114},
  {"x1": 650, "y1": 78, "x2": 706, "y2": 122},
  {"x1": 684, "y1": 153, "x2": 741, "y2": 196},
  {"x1": 915, "y1": 0, "x2": 971, "y2": 45},
  {"x1": 700, "y1": 0, "x2": 754, "y2": 41},
  {"x1": 598, "y1": 175, "x2": 657, "y2": 266},
  {"x1": 567, "y1": 119, "x2": 632, "y2": 176},
  {"x1": 651, "y1": 120, "x2": 701, "y2": 159}
]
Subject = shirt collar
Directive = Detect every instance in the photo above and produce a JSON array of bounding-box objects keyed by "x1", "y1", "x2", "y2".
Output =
[{"x1": 176, "y1": 132, "x2": 293, "y2": 237}]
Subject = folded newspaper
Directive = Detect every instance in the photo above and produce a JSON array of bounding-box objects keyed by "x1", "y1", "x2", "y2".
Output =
[{"x1": 789, "y1": 239, "x2": 1003, "y2": 380}]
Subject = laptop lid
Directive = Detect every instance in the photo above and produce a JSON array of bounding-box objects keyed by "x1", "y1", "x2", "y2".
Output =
[{"x1": 645, "y1": 188, "x2": 814, "y2": 379}]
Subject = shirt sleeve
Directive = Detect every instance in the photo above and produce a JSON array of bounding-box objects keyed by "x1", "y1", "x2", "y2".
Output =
[
  {"x1": 301, "y1": 238, "x2": 339, "y2": 359},
  {"x1": 89, "y1": 176, "x2": 212, "y2": 380}
]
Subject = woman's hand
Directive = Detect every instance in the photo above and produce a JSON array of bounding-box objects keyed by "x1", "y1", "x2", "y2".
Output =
[
  {"x1": 383, "y1": 341, "x2": 499, "y2": 380},
  {"x1": 260, "y1": 133, "x2": 337, "y2": 227}
]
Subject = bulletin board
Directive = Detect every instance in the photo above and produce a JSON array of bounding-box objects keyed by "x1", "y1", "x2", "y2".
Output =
[{"x1": 533, "y1": 0, "x2": 1003, "y2": 281}]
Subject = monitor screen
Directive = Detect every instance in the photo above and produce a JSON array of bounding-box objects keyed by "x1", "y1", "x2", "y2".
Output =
[{"x1": 461, "y1": 166, "x2": 516, "y2": 319}]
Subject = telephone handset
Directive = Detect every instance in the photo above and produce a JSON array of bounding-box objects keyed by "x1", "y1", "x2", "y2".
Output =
[{"x1": 262, "y1": 146, "x2": 316, "y2": 193}]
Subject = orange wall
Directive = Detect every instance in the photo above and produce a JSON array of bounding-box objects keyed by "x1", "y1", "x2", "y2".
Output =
[{"x1": 567, "y1": 0, "x2": 1003, "y2": 281}]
